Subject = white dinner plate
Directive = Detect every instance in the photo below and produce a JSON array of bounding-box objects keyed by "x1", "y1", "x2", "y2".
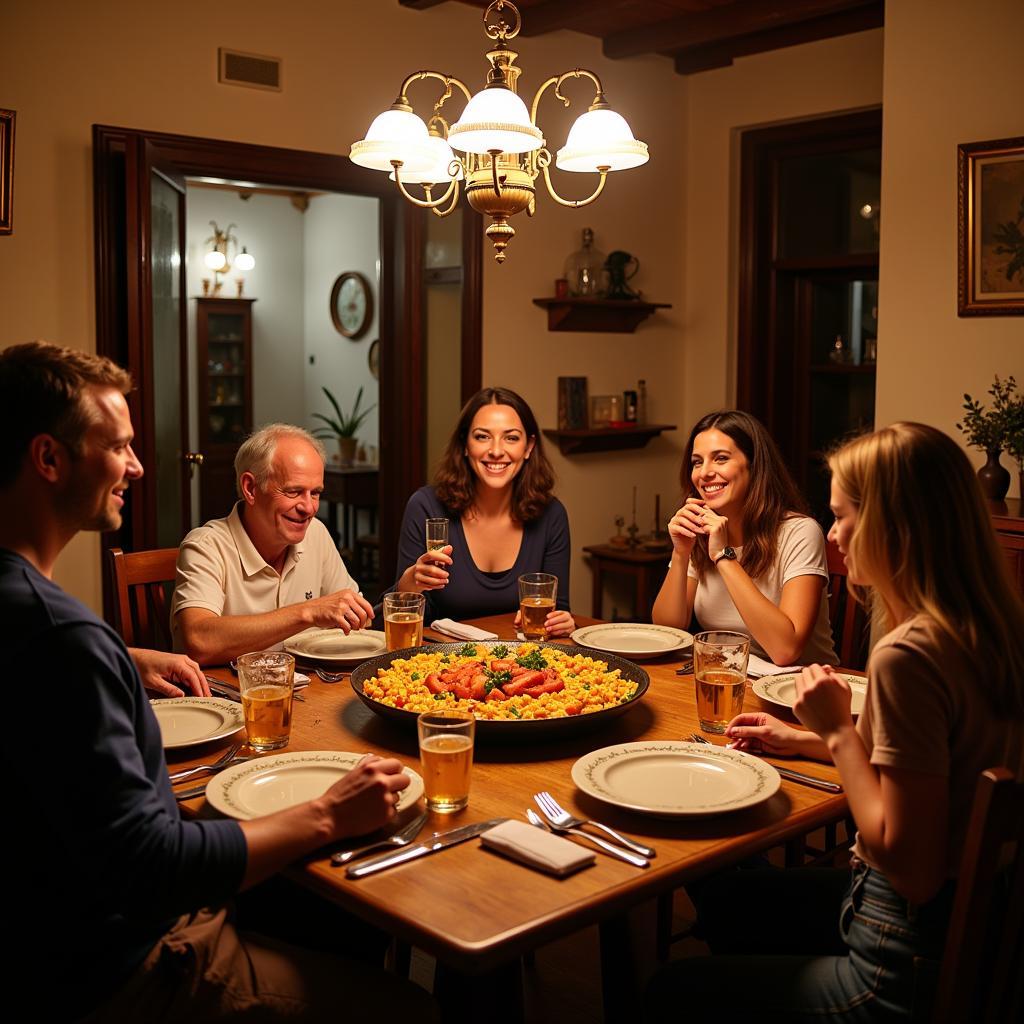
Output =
[
  {"x1": 283, "y1": 628, "x2": 388, "y2": 665},
  {"x1": 570, "y1": 623, "x2": 693, "y2": 660},
  {"x1": 572, "y1": 741, "x2": 780, "y2": 818},
  {"x1": 753, "y1": 672, "x2": 868, "y2": 716},
  {"x1": 149, "y1": 697, "x2": 244, "y2": 750},
  {"x1": 205, "y1": 750, "x2": 424, "y2": 821}
]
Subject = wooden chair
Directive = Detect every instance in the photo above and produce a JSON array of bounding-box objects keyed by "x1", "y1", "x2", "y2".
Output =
[
  {"x1": 826, "y1": 540, "x2": 869, "y2": 670},
  {"x1": 933, "y1": 767, "x2": 1024, "y2": 1023},
  {"x1": 109, "y1": 547, "x2": 179, "y2": 650}
]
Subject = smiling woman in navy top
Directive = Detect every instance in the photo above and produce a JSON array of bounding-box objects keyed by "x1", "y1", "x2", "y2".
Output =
[{"x1": 394, "y1": 386, "x2": 575, "y2": 636}]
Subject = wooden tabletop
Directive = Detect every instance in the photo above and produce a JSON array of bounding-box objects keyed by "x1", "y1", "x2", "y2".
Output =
[{"x1": 171, "y1": 615, "x2": 846, "y2": 974}]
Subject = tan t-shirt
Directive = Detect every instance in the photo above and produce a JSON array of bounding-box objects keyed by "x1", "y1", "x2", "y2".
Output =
[
  {"x1": 687, "y1": 515, "x2": 836, "y2": 665},
  {"x1": 170, "y1": 503, "x2": 358, "y2": 652},
  {"x1": 853, "y1": 615, "x2": 1024, "y2": 876}
]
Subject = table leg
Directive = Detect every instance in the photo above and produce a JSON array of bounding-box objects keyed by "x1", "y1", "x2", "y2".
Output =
[
  {"x1": 599, "y1": 914, "x2": 640, "y2": 1021},
  {"x1": 434, "y1": 959, "x2": 524, "y2": 1023}
]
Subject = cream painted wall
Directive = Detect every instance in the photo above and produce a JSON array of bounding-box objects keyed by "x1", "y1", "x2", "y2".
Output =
[
  {"x1": 876, "y1": 0, "x2": 1023, "y2": 495},
  {"x1": 1, "y1": 0, "x2": 686, "y2": 613}
]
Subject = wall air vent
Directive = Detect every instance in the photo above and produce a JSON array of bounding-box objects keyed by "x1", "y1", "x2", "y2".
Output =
[{"x1": 218, "y1": 48, "x2": 282, "y2": 92}]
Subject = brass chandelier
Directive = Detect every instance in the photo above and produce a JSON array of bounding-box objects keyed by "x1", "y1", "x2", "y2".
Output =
[{"x1": 350, "y1": 0, "x2": 649, "y2": 264}]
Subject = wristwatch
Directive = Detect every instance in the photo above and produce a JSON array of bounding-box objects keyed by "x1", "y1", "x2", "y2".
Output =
[{"x1": 712, "y1": 546, "x2": 737, "y2": 564}]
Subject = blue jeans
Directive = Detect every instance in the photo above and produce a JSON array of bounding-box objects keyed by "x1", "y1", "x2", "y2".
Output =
[{"x1": 644, "y1": 859, "x2": 953, "y2": 1022}]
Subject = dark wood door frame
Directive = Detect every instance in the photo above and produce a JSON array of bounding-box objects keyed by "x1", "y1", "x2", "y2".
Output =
[{"x1": 93, "y1": 124, "x2": 482, "y2": 615}]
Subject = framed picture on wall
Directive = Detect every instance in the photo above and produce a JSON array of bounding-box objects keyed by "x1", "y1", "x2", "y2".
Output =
[
  {"x1": 958, "y1": 135, "x2": 1024, "y2": 316},
  {"x1": 0, "y1": 109, "x2": 15, "y2": 235}
]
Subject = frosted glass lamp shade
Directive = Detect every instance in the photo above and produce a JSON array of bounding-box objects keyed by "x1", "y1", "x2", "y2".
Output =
[
  {"x1": 204, "y1": 250, "x2": 226, "y2": 271},
  {"x1": 350, "y1": 107, "x2": 434, "y2": 174},
  {"x1": 556, "y1": 108, "x2": 649, "y2": 172},
  {"x1": 389, "y1": 134, "x2": 464, "y2": 184},
  {"x1": 235, "y1": 248, "x2": 255, "y2": 271},
  {"x1": 448, "y1": 86, "x2": 543, "y2": 155}
]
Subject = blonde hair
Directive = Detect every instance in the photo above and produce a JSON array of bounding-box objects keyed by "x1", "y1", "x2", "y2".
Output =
[
  {"x1": 234, "y1": 423, "x2": 325, "y2": 495},
  {"x1": 829, "y1": 423, "x2": 1024, "y2": 717}
]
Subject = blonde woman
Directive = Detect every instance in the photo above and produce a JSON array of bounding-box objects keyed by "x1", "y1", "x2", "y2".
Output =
[{"x1": 645, "y1": 423, "x2": 1024, "y2": 1022}]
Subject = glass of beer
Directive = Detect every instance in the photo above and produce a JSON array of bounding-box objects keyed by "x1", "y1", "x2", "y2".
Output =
[
  {"x1": 518, "y1": 572, "x2": 557, "y2": 641},
  {"x1": 425, "y1": 518, "x2": 449, "y2": 552},
  {"x1": 418, "y1": 710, "x2": 475, "y2": 813},
  {"x1": 693, "y1": 630, "x2": 750, "y2": 734},
  {"x1": 236, "y1": 651, "x2": 295, "y2": 751},
  {"x1": 383, "y1": 591, "x2": 425, "y2": 651}
]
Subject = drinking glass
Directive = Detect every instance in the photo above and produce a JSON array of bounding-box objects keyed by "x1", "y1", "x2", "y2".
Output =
[
  {"x1": 425, "y1": 518, "x2": 449, "y2": 553},
  {"x1": 236, "y1": 651, "x2": 295, "y2": 751},
  {"x1": 693, "y1": 630, "x2": 750, "y2": 734},
  {"x1": 518, "y1": 572, "x2": 557, "y2": 641},
  {"x1": 383, "y1": 591, "x2": 425, "y2": 651},
  {"x1": 418, "y1": 711, "x2": 475, "y2": 813}
]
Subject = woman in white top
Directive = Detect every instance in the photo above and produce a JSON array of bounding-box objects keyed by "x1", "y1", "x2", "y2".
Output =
[{"x1": 652, "y1": 409, "x2": 835, "y2": 666}]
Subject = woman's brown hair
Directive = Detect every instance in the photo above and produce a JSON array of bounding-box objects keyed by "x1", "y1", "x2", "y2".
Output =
[
  {"x1": 830, "y1": 422, "x2": 1024, "y2": 717},
  {"x1": 434, "y1": 387, "x2": 555, "y2": 523},
  {"x1": 684, "y1": 410, "x2": 809, "y2": 582}
]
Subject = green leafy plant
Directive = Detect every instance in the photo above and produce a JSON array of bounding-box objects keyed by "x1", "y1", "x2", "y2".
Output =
[
  {"x1": 957, "y1": 375, "x2": 1020, "y2": 460},
  {"x1": 311, "y1": 385, "x2": 375, "y2": 440}
]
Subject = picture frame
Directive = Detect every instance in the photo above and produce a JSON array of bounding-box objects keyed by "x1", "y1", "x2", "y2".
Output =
[
  {"x1": 0, "y1": 109, "x2": 15, "y2": 235},
  {"x1": 958, "y1": 135, "x2": 1024, "y2": 316}
]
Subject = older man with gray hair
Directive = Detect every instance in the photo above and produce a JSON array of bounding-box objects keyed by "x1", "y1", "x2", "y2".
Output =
[{"x1": 172, "y1": 423, "x2": 373, "y2": 665}]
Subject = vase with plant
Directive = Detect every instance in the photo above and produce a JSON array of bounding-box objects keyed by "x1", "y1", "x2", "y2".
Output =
[
  {"x1": 956, "y1": 374, "x2": 1019, "y2": 500},
  {"x1": 312, "y1": 385, "x2": 375, "y2": 467}
]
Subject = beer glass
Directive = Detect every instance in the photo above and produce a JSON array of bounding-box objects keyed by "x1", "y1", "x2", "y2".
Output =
[
  {"x1": 518, "y1": 572, "x2": 557, "y2": 641},
  {"x1": 418, "y1": 711, "x2": 475, "y2": 813},
  {"x1": 236, "y1": 651, "x2": 295, "y2": 751},
  {"x1": 693, "y1": 630, "x2": 750, "y2": 734},
  {"x1": 383, "y1": 591, "x2": 425, "y2": 651}
]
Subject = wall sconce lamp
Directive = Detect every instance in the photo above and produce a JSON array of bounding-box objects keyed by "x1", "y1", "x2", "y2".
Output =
[{"x1": 203, "y1": 221, "x2": 255, "y2": 295}]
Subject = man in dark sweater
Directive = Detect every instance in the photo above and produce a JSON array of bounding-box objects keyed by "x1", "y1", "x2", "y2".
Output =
[{"x1": 0, "y1": 342, "x2": 432, "y2": 1021}]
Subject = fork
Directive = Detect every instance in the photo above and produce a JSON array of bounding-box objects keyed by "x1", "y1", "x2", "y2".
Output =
[
  {"x1": 168, "y1": 741, "x2": 244, "y2": 783},
  {"x1": 688, "y1": 734, "x2": 843, "y2": 793},
  {"x1": 330, "y1": 810, "x2": 429, "y2": 865},
  {"x1": 312, "y1": 669, "x2": 346, "y2": 683},
  {"x1": 526, "y1": 809, "x2": 650, "y2": 868},
  {"x1": 534, "y1": 791, "x2": 656, "y2": 859}
]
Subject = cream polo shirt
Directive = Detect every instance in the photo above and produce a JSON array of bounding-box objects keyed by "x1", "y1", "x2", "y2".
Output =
[{"x1": 170, "y1": 503, "x2": 358, "y2": 652}]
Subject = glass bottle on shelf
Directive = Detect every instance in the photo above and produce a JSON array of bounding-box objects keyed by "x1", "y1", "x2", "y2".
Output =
[{"x1": 564, "y1": 227, "x2": 607, "y2": 297}]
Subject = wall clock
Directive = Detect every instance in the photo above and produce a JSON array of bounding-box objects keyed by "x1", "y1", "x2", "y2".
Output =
[{"x1": 330, "y1": 271, "x2": 373, "y2": 339}]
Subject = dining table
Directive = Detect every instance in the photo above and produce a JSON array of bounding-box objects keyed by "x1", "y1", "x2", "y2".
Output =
[{"x1": 169, "y1": 615, "x2": 849, "y2": 1021}]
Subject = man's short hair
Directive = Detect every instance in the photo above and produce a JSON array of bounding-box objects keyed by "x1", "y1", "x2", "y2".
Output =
[
  {"x1": 234, "y1": 424, "x2": 326, "y2": 495},
  {"x1": 0, "y1": 342, "x2": 133, "y2": 487}
]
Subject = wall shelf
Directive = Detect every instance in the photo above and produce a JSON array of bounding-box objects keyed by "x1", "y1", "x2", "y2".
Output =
[
  {"x1": 532, "y1": 297, "x2": 671, "y2": 333},
  {"x1": 542, "y1": 424, "x2": 676, "y2": 455}
]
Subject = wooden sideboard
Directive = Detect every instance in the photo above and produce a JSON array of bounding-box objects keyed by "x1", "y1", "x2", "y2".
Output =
[{"x1": 991, "y1": 497, "x2": 1024, "y2": 594}]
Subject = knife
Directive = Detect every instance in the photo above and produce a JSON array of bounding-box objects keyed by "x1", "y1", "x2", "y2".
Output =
[
  {"x1": 346, "y1": 817, "x2": 508, "y2": 879},
  {"x1": 771, "y1": 764, "x2": 844, "y2": 793},
  {"x1": 204, "y1": 676, "x2": 305, "y2": 703}
]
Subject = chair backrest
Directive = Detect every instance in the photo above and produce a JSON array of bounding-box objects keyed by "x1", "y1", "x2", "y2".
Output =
[
  {"x1": 826, "y1": 540, "x2": 869, "y2": 669},
  {"x1": 109, "y1": 547, "x2": 179, "y2": 650},
  {"x1": 933, "y1": 767, "x2": 1024, "y2": 1023}
]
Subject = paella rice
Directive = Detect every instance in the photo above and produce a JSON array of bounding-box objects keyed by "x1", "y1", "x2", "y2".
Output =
[{"x1": 363, "y1": 643, "x2": 638, "y2": 721}]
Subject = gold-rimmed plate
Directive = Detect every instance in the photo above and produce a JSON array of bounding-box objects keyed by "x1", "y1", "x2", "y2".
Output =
[
  {"x1": 149, "y1": 697, "x2": 244, "y2": 749},
  {"x1": 753, "y1": 672, "x2": 868, "y2": 716},
  {"x1": 283, "y1": 628, "x2": 388, "y2": 666},
  {"x1": 570, "y1": 622, "x2": 692, "y2": 660}
]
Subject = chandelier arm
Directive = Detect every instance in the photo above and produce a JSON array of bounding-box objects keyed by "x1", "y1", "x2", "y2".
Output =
[
  {"x1": 398, "y1": 71, "x2": 473, "y2": 110},
  {"x1": 540, "y1": 163, "x2": 609, "y2": 209},
  {"x1": 489, "y1": 152, "x2": 504, "y2": 198},
  {"x1": 529, "y1": 68, "x2": 605, "y2": 125},
  {"x1": 431, "y1": 181, "x2": 462, "y2": 218},
  {"x1": 391, "y1": 162, "x2": 460, "y2": 210}
]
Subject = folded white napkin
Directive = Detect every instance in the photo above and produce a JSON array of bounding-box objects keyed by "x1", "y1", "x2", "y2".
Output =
[
  {"x1": 430, "y1": 619, "x2": 499, "y2": 642},
  {"x1": 294, "y1": 672, "x2": 310, "y2": 686},
  {"x1": 747, "y1": 654, "x2": 802, "y2": 679},
  {"x1": 481, "y1": 820, "x2": 595, "y2": 877}
]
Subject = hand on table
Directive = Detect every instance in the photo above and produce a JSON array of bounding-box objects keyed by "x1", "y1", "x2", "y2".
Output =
[
  {"x1": 410, "y1": 546, "x2": 453, "y2": 591},
  {"x1": 513, "y1": 608, "x2": 576, "y2": 638},
  {"x1": 320, "y1": 754, "x2": 411, "y2": 839},
  {"x1": 305, "y1": 589, "x2": 375, "y2": 633},
  {"x1": 793, "y1": 664, "x2": 854, "y2": 741},
  {"x1": 725, "y1": 712, "x2": 807, "y2": 756},
  {"x1": 130, "y1": 647, "x2": 210, "y2": 698}
]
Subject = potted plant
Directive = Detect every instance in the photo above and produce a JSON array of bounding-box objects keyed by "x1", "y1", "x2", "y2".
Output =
[
  {"x1": 956, "y1": 374, "x2": 1019, "y2": 500},
  {"x1": 312, "y1": 385, "x2": 375, "y2": 466}
]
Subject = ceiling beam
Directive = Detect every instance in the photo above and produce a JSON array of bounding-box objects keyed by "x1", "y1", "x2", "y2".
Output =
[
  {"x1": 671, "y1": 3, "x2": 884, "y2": 74},
  {"x1": 605, "y1": 0, "x2": 881, "y2": 60},
  {"x1": 518, "y1": 0, "x2": 636, "y2": 37},
  {"x1": 398, "y1": 1, "x2": 451, "y2": 10}
]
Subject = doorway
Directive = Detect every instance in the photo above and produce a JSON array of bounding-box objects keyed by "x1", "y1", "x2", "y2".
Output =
[{"x1": 93, "y1": 125, "x2": 482, "y2": 616}]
